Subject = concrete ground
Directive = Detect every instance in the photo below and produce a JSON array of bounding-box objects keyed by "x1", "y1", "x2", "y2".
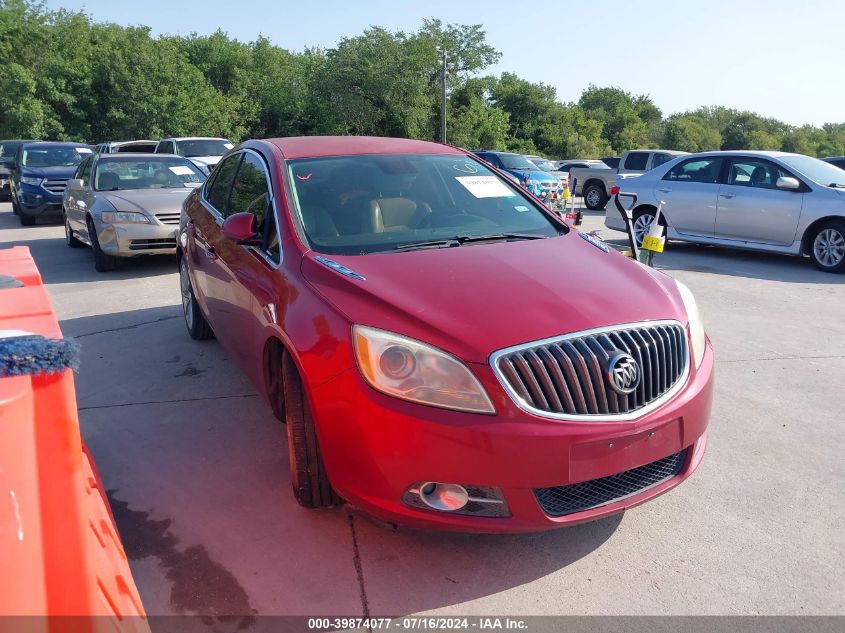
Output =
[{"x1": 1, "y1": 202, "x2": 843, "y2": 621}]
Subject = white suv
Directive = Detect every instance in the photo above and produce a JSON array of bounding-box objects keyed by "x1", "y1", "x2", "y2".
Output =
[{"x1": 155, "y1": 137, "x2": 234, "y2": 173}]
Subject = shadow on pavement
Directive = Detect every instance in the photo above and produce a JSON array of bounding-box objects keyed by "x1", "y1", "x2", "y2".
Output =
[{"x1": 64, "y1": 305, "x2": 622, "y2": 617}]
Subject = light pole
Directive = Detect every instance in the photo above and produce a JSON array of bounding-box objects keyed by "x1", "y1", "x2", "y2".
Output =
[{"x1": 439, "y1": 47, "x2": 447, "y2": 144}]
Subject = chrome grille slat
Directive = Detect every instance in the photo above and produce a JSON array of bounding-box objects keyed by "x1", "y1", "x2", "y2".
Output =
[
  {"x1": 43, "y1": 179, "x2": 68, "y2": 194},
  {"x1": 491, "y1": 321, "x2": 689, "y2": 421}
]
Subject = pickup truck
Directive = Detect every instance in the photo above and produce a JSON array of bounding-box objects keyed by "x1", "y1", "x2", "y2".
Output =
[{"x1": 570, "y1": 149, "x2": 688, "y2": 210}]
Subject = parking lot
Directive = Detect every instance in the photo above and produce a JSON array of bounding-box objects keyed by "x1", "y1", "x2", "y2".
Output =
[{"x1": 1, "y1": 200, "x2": 843, "y2": 620}]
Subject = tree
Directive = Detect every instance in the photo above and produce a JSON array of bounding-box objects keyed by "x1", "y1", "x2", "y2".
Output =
[{"x1": 662, "y1": 115, "x2": 721, "y2": 152}]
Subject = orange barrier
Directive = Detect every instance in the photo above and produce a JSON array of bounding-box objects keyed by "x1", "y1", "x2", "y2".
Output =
[{"x1": 0, "y1": 246, "x2": 149, "y2": 632}]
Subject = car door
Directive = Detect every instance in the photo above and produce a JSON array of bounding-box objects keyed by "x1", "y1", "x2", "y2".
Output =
[
  {"x1": 188, "y1": 151, "x2": 243, "y2": 344},
  {"x1": 65, "y1": 156, "x2": 94, "y2": 236},
  {"x1": 714, "y1": 157, "x2": 804, "y2": 246},
  {"x1": 657, "y1": 156, "x2": 724, "y2": 238}
]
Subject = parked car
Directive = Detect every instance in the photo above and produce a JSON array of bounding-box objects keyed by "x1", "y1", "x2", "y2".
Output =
[
  {"x1": 155, "y1": 137, "x2": 234, "y2": 174},
  {"x1": 822, "y1": 156, "x2": 845, "y2": 171},
  {"x1": 10, "y1": 142, "x2": 94, "y2": 225},
  {"x1": 524, "y1": 154, "x2": 569, "y2": 186},
  {"x1": 601, "y1": 156, "x2": 621, "y2": 169},
  {"x1": 472, "y1": 150, "x2": 562, "y2": 197},
  {"x1": 605, "y1": 150, "x2": 845, "y2": 272},
  {"x1": 554, "y1": 159, "x2": 609, "y2": 173},
  {"x1": 95, "y1": 140, "x2": 158, "y2": 154},
  {"x1": 571, "y1": 150, "x2": 688, "y2": 210},
  {"x1": 63, "y1": 153, "x2": 205, "y2": 271},
  {"x1": 0, "y1": 139, "x2": 39, "y2": 201},
  {"x1": 178, "y1": 136, "x2": 713, "y2": 532}
]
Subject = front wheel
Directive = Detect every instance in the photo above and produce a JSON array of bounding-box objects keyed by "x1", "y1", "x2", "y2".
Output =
[
  {"x1": 64, "y1": 211, "x2": 83, "y2": 248},
  {"x1": 810, "y1": 220, "x2": 845, "y2": 273},
  {"x1": 88, "y1": 217, "x2": 117, "y2": 272},
  {"x1": 179, "y1": 256, "x2": 214, "y2": 340},
  {"x1": 583, "y1": 184, "x2": 609, "y2": 210},
  {"x1": 632, "y1": 208, "x2": 666, "y2": 247},
  {"x1": 19, "y1": 213, "x2": 35, "y2": 226}
]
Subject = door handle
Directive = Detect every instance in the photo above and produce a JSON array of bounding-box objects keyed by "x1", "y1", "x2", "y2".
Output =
[
  {"x1": 658, "y1": 188, "x2": 672, "y2": 193},
  {"x1": 205, "y1": 247, "x2": 219, "y2": 261},
  {"x1": 720, "y1": 193, "x2": 736, "y2": 199}
]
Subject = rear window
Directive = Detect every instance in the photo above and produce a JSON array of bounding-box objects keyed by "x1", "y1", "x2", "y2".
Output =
[
  {"x1": 287, "y1": 154, "x2": 563, "y2": 255},
  {"x1": 623, "y1": 152, "x2": 649, "y2": 171}
]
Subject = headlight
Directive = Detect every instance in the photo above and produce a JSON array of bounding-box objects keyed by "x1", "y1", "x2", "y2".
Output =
[
  {"x1": 676, "y1": 280, "x2": 706, "y2": 368},
  {"x1": 21, "y1": 176, "x2": 42, "y2": 185},
  {"x1": 101, "y1": 211, "x2": 150, "y2": 224},
  {"x1": 353, "y1": 325, "x2": 495, "y2": 414}
]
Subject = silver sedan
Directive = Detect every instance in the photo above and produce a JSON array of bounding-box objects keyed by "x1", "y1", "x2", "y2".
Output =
[
  {"x1": 605, "y1": 150, "x2": 845, "y2": 273},
  {"x1": 63, "y1": 153, "x2": 205, "y2": 271}
]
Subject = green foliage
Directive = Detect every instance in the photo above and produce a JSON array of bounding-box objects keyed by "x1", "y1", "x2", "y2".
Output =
[{"x1": 0, "y1": 0, "x2": 842, "y2": 160}]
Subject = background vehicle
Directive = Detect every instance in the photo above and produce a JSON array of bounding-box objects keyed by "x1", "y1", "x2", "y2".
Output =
[
  {"x1": 605, "y1": 150, "x2": 845, "y2": 272},
  {"x1": 472, "y1": 150, "x2": 562, "y2": 197},
  {"x1": 10, "y1": 142, "x2": 93, "y2": 225},
  {"x1": 63, "y1": 153, "x2": 205, "y2": 271},
  {"x1": 0, "y1": 139, "x2": 39, "y2": 200},
  {"x1": 177, "y1": 136, "x2": 713, "y2": 532},
  {"x1": 555, "y1": 159, "x2": 608, "y2": 173},
  {"x1": 822, "y1": 156, "x2": 845, "y2": 171},
  {"x1": 601, "y1": 156, "x2": 621, "y2": 169},
  {"x1": 155, "y1": 137, "x2": 234, "y2": 174},
  {"x1": 571, "y1": 149, "x2": 688, "y2": 210},
  {"x1": 95, "y1": 140, "x2": 158, "y2": 154},
  {"x1": 524, "y1": 154, "x2": 569, "y2": 186}
]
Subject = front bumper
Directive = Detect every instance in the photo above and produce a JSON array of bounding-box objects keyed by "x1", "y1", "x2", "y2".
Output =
[
  {"x1": 310, "y1": 341, "x2": 714, "y2": 533},
  {"x1": 94, "y1": 218, "x2": 178, "y2": 257}
]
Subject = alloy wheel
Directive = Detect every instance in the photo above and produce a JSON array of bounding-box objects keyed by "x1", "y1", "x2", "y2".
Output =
[
  {"x1": 633, "y1": 214, "x2": 655, "y2": 245},
  {"x1": 814, "y1": 228, "x2": 845, "y2": 268},
  {"x1": 586, "y1": 189, "x2": 600, "y2": 207}
]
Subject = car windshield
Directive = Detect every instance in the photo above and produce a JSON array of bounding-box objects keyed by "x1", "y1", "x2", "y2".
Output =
[
  {"x1": 175, "y1": 139, "x2": 234, "y2": 158},
  {"x1": 288, "y1": 153, "x2": 564, "y2": 255},
  {"x1": 0, "y1": 142, "x2": 23, "y2": 160},
  {"x1": 22, "y1": 146, "x2": 91, "y2": 167},
  {"x1": 499, "y1": 154, "x2": 539, "y2": 170},
  {"x1": 779, "y1": 154, "x2": 845, "y2": 187},
  {"x1": 94, "y1": 158, "x2": 206, "y2": 190},
  {"x1": 527, "y1": 157, "x2": 556, "y2": 172}
]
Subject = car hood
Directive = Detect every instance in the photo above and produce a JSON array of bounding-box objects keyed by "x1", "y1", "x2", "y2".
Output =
[
  {"x1": 22, "y1": 166, "x2": 79, "y2": 179},
  {"x1": 301, "y1": 233, "x2": 686, "y2": 363},
  {"x1": 100, "y1": 188, "x2": 194, "y2": 214}
]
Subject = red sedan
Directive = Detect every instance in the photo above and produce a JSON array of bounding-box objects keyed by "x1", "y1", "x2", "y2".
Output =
[{"x1": 178, "y1": 137, "x2": 713, "y2": 533}]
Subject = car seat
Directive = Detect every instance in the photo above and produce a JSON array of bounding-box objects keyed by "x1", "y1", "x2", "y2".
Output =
[
  {"x1": 370, "y1": 198, "x2": 432, "y2": 232},
  {"x1": 97, "y1": 171, "x2": 120, "y2": 190},
  {"x1": 750, "y1": 166, "x2": 768, "y2": 187}
]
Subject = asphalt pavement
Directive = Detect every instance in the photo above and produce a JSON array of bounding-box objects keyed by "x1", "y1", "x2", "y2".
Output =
[{"x1": 1, "y1": 202, "x2": 843, "y2": 622}]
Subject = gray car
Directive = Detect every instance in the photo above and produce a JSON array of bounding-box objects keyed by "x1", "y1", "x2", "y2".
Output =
[
  {"x1": 604, "y1": 150, "x2": 845, "y2": 273},
  {"x1": 63, "y1": 153, "x2": 205, "y2": 271}
]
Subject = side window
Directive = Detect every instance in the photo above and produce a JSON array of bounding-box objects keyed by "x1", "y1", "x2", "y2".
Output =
[
  {"x1": 624, "y1": 152, "x2": 649, "y2": 170},
  {"x1": 230, "y1": 152, "x2": 279, "y2": 262},
  {"x1": 157, "y1": 141, "x2": 174, "y2": 154},
  {"x1": 727, "y1": 158, "x2": 791, "y2": 189},
  {"x1": 652, "y1": 153, "x2": 673, "y2": 168},
  {"x1": 77, "y1": 156, "x2": 94, "y2": 186},
  {"x1": 205, "y1": 153, "x2": 242, "y2": 215},
  {"x1": 664, "y1": 157, "x2": 723, "y2": 184}
]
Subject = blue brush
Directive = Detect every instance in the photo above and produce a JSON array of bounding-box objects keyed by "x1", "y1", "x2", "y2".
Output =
[{"x1": 0, "y1": 331, "x2": 80, "y2": 377}]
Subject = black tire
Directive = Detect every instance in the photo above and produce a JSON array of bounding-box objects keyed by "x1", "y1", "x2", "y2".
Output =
[
  {"x1": 11, "y1": 195, "x2": 19, "y2": 215},
  {"x1": 280, "y1": 351, "x2": 341, "y2": 509},
  {"x1": 64, "y1": 211, "x2": 84, "y2": 248},
  {"x1": 19, "y1": 212, "x2": 35, "y2": 226},
  {"x1": 87, "y1": 216, "x2": 117, "y2": 272},
  {"x1": 179, "y1": 256, "x2": 214, "y2": 340},
  {"x1": 808, "y1": 219, "x2": 845, "y2": 273},
  {"x1": 583, "y1": 183, "x2": 609, "y2": 210},
  {"x1": 632, "y1": 207, "x2": 667, "y2": 247}
]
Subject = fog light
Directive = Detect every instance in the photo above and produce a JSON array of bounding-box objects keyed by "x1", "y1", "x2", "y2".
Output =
[{"x1": 418, "y1": 482, "x2": 468, "y2": 511}]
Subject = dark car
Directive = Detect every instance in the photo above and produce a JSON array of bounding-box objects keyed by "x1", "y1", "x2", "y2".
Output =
[
  {"x1": 822, "y1": 156, "x2": 845, "y2": 171},
  {"x1": 0, "y1": 139, "x2": 39, "y2": 201},
  {"x1": 177, "y1": 136, "x2": 713, "y2": 532},
  {"x1": 11, "y1": 142, "x2": 93, "y2": 225}
]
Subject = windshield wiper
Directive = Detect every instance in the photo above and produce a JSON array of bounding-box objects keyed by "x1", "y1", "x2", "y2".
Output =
[
  {"x1": 454, "y1": 233, "x2": 549, "y2": 244},
  {"x1": 393, "y1": 239, "x2": 459, "y2": 251}
]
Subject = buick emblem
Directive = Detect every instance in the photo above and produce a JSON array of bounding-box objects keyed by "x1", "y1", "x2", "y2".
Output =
[{"x1": 606, "y1": 352, "x2": 640, "y2": 395}]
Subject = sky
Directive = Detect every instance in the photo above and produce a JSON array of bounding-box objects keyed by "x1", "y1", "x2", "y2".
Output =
[{"x1": 44, "y1": 0, "x2": 845, "y2": 127}]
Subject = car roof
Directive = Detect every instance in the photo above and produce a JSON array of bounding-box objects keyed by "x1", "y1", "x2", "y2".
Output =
[
  {"x1": 265, "y1": 136, "x2": 463, "y2": 159},
  {"x1": 684, "y1": 150, "x2": 801, "y2": 159},
  {"x1": 21, "y1": 141, "x2": 90, "y2": 148},
  {"x1": 96, "y1": 152, "x2": 184, "y2": 158},
  {"x1": 161, "y1": 137, "x2": 230, "y2": 141},
  {"x1": 0, "y1": 139, "x2": 39, "y2": 143}
]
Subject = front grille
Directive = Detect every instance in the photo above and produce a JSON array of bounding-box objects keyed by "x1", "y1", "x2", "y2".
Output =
[
  {"x1": 155, "y1": 212, "x2": 181, "y2": 225},
  {"x1": 534, "y1": 449, "x2": 688, "y2": 516},
  {"x1": 491, "y1": 321, "x2": 688, "y2": 420},
  {"x1": 42, "y1": 179, "x2": 68, "y2": 194},
  {"x1": 129, "y1": 238, "x2": 177, "y2": 251}
]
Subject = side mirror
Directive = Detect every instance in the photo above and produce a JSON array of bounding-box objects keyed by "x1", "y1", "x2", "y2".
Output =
[
  {"x1": 776, "y1": 176, "x2": 801, "y2": 191},
  {"x1": 66, "y1": 178, "x2": 84, "y2": 190},
  {"x1": 222, "y1": 212, "x2": 260, "y2": 244}
]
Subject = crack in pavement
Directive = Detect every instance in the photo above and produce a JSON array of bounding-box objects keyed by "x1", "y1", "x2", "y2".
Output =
[
  {"x1": 78, "y1": 393, "x2": 259, "y2": 411},
  {"x1": 347, "y1": 512, "x2": 371, "y2": 628},
  {"x1": 70, "y1": 313, "x2": 181, "y2": 339}
]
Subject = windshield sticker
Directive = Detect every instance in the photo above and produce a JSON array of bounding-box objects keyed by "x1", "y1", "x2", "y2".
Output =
[
  {"x1": 296, "y1": 173, "x2": 312, "y2": 181},
  {"x1": 77, "y1": 148, "x2": 93, "y2": 154},
  {"x1": 452, "y1": 161, "x2": 479, "y2": 174},
  {"x1": 455, "y1": 176, "x2": 514, "y2": 198},
  {"x1": 169, "y1": 165, "x2": 194, "y2": 175},
  {"x1": 224, "y1": 143, "x2": 234, "y2": 149},
  {"x1": 514, "y1": 205, "x2": 529, "y2": 212}
]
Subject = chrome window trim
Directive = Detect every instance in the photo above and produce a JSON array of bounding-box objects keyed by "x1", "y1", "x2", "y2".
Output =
[{"x1": 489, "y1": 319, "x2": 690, "y2": 423}]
